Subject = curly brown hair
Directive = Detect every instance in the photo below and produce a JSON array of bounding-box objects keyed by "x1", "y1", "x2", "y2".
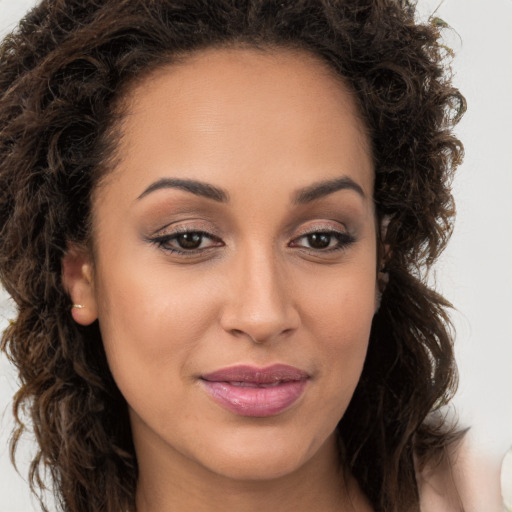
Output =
[{"x1": 0, "y1": 1, "x2": 465, "y2": 511}]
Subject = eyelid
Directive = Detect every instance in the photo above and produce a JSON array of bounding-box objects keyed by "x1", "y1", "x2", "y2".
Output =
[
  {"x1": 291, "y1": 220, "x2": 349, "y2": 237},
  {"x1": 146, "y1": 218, "x2": 225, "y2": 255},
  {"x1": 288, "y1": 220, "x2": 356, "y2": 253},
  {"x1": 149, "y1": 218, "x2": 219, "y2": 237},
  {"x1": 146, "y1": 218, "x2": 355, "y2": 256},
  {"x1": 149, "y1": 230, "x2": 223, "y2": 256}
]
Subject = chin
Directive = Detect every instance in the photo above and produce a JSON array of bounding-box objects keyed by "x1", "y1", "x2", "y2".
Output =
[
  {"x1": 195, "y1": 426, "x2": 329, "y2": 482},
  {"x1": 208, "y1": 450, "x2": 309, "y2": 482}
]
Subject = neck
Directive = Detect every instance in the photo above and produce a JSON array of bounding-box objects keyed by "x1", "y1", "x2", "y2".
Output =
[{"x1": 134, "y1": 430, "x2": 368, "y2": 512}]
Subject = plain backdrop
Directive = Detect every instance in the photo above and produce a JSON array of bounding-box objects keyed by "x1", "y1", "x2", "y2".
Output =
[{"x1": 1, "y1": 1, "x2": 511, "y2": 511}]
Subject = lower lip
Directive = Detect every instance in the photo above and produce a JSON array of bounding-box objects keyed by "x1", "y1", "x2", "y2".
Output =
[{"x1": 201, "y1": 379, "x2": 308, "y2": 417}]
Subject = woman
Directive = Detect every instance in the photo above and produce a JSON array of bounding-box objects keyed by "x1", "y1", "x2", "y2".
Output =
[{"x1": 0, "y1": 1, "x2": 467, "y2": 511}]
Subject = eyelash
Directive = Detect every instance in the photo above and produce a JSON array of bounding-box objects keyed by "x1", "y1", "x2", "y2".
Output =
[
  {"x1": 149, "y1": 229, "x2": 223, "y2": 255},
  {"x1": 149, "y1": 226, "x2": 356, "y2": 256},
  {"x1": 289, "y1": 229, "x2": 356, "y2": 253}
]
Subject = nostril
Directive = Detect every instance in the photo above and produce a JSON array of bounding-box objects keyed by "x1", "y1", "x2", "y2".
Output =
[
  {"x1": 229, "y1": 326, "x2": 295, "y2": 345},
  {"x1": 229, "y1": 329, "x2": 258, "y2": 344}
]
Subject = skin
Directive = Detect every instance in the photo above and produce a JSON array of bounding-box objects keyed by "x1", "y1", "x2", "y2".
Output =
[{"x1": 63, "y1": 47, "x2": 378, "y2": 512}]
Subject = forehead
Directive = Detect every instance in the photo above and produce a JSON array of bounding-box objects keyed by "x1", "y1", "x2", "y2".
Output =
[{"x1": 103, "y1": 46, "x2": 374, "y2": 200}]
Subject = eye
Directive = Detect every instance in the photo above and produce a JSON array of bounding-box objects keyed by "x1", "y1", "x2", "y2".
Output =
[
  {"x1": 150, "y1": 230, "x2": 223, "y2": 254},
  {"x1": 290, "y1": 229, "x2": 355, "y2": 252}
]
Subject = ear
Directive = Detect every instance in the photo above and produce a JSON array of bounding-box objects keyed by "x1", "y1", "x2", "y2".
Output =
[{"x1": 61, "y1": 244, "x2": 98, "y2": 326}]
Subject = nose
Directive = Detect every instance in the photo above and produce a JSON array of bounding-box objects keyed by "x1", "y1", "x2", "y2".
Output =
[{"x1": 219, "y1": 246, "x2": 300, "y2": 344}]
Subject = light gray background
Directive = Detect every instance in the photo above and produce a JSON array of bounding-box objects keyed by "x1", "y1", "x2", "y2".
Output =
[{"x1": 1, "y1": 0, "x2": 511, "y2": 510}]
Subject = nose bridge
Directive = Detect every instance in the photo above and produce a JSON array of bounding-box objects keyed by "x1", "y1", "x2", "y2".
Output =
[{"x1": 221, "y1": 241, "x2": 298, "y2": 342}]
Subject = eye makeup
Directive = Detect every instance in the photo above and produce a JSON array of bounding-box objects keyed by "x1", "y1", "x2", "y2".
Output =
[
  {"x1": 137, "y1": 184, "x2": 369, "y2": 263},
  {"x1": 288, "y1": 225, "x2": 356, "y2": 254},
  {"x1": 149, "y1": 228, "x2": 224, "y2": 255},
  {"x1": 144, "y1": 215, "x2": 358, "y2": 266}
]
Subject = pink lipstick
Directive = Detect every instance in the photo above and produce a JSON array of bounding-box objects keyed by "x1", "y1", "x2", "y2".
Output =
[{"x1": 200, "y1": 364, "x2": 309, "y2": 417}]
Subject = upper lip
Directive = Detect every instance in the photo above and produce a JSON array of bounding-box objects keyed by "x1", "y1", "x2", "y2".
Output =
[{"x1": 201, "y1": 364, "x2": 309, "y2": 384}]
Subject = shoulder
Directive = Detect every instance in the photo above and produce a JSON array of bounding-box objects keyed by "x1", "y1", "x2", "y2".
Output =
[{"x1": 416, "y1": 433, "x2": 504, "y2": 512}]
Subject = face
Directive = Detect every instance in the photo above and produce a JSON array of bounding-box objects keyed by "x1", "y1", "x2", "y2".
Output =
[{"x1": 65, "y1": 48, "x2": 377, "y2": 484}]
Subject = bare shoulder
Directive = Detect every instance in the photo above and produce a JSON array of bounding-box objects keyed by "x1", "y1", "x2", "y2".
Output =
[{"x1": 416, "y1": 434, "x2": 504, "y2": 512}]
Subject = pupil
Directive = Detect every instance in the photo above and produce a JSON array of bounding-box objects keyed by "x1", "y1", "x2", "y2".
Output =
[
  {"x1": 308, "y1": 233, "x2": 331, "y2": 249},
  {"x1": 177, "y1": 232, "x2": 202, "y2": 249}
]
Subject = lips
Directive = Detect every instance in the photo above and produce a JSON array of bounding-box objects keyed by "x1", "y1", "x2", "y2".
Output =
[{"x1": 200, "y1": 364, "x2": 309, "y2": 417}]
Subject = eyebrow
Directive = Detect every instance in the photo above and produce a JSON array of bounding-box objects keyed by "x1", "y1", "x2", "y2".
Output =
[
  {"x1": 292, "y1": 176, "x2": 365, "y2": 204},
  {"x1": 137, "y1": 178, "x2": 229, "y2": 202},
  {"x1": 137, "y1": 175, "x2": 365, "y2": 205}
]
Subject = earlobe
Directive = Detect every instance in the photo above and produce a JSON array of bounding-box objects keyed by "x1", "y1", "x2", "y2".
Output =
[{"x1": 61, "y1": 245, "x2": 98, "y2": 326}]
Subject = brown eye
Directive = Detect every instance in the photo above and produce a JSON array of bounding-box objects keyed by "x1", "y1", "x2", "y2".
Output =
[
  {"x1": 150, "y1": 229, "x2": 223, "y2": 254},
  {"x1": 306, "y1": 233, "x2": 332, "y2": 249},
  {"x1": 176, "y1": 232, "x2": 203, "y2": 249},
  {"x1": 289, "y1": 229, "x2": 356, "y2": 253}
]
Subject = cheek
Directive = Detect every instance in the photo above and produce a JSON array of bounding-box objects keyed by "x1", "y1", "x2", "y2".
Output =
[
  {"x1": 93, "y1": 257, "x2": 220, "y2": 392},
  {"x1": 300, "y1": 261, "x2": 376, "y2": 343},
  {"x1": 297, "y1": 261, "x2": 376, "y2": 396}
]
